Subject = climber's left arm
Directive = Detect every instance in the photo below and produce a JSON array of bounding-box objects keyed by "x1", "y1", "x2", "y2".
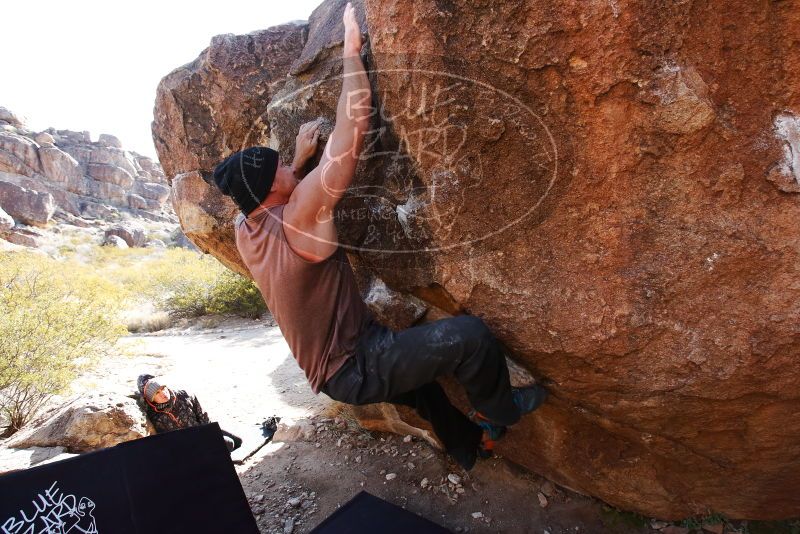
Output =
[{"x1": 282, "y1": 2, "x2": 369, "y2": 261}]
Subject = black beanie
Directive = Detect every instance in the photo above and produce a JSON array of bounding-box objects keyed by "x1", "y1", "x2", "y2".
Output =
[{"x1": 212, "y1": 147, "x2": 280, "y2": 216}]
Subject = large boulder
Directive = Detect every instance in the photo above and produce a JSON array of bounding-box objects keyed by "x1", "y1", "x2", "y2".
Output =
[
  {"x1": 152, "y1": 23, "x2": 308, "y2": 180},
  {"x1": 133, "y1": 181, "x2": 170, "y2": 202},
  {"x1": 7, "y1": 393, "x2": 148, "y2": 453},
  {"x1": 61, "y1": 145, "x2": 139, "y2": 178},
  {"x1": 0, "y1": 181, "x2": 55, "y2": 226},
  {"x1": 127, "y1": 193, "x2": 149, "y2": 210},
  {"x1": 34, "y1": 132, "x2": 55, "y2": 147},
  {"x1": 169, "y1": 171, "x2": 247, "y2": 273},
  {"x1": 85, "y1": 179, "x2": 127, "y2": 205},
  {"x1": 104, "y1": 223, "x2": 147, "y2": 247},
  {"x1": 98, "y1": 133, "x2": 123, "y2": 148},
  {"x1": 3, "y1": 230, "x2": 38, "y2": 248},
  {"x1": 39, "y1": 146, "x2": 83, "y2": 186},
  {"x1": 134, "y1": 154, "x2": 168, "y2": 185},
  {"x1": 80, "y1": 201, "x2": 119, "y2": 221},
  {"x1": 86, "y1": 162, "x2": 136, "y2": 188},
  {"x1": 151, "y1": 0, "x2": 800, "y2": 520}
]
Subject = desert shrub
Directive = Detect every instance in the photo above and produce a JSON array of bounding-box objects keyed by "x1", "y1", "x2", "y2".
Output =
[
  {"x1": 0, "y1": 252, "x2": 127, "y2": 435},
  {"x1": 0, "y1": 244, "x2": 265, "y2": 433},
  {"x1": 68, "y1": 245, "x2": 266, "y2": 320},
  {"x1": 204, "y1": 269, "x2": 266, "y2": 319},
  {"x1": 157, "y1": 275, "x2": 214, "y2": 318},
  {"x1": 157, "y1": 262, "x2": 266, "y2": 319}
]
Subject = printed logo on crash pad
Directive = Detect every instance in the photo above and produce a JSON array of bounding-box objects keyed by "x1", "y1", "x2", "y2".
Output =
[{"x1": 2, "y1": 480, "x2": 98, "y2": 534}]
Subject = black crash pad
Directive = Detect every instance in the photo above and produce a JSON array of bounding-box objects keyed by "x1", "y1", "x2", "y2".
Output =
[
  {"x1": 0, "y1": 423, "x2": 258, "y2": 533},
  {"x1": 311, "y1": 491, "x2": 452, "y2": 534}
]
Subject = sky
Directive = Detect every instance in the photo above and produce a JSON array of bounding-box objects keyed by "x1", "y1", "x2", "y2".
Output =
[{"x1": 1, "y1": 0, "x2": 322, "y2": 158}]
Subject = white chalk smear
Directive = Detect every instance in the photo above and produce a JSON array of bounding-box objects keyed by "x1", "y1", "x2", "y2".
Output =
[{"x1": 775, "y1": 113, "x2": 800, "y2": 186}]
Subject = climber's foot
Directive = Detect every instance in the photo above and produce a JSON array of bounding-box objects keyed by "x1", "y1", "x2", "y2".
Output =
[
  {"x1": 512, "y1": 384, "x2": 548, "y2": 416},
  {"x1": 469, "y1": 409, "x2": 507, "y2": 459}
]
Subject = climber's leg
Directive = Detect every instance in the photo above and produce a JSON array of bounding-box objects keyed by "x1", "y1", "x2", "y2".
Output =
[
  {"x1": 323, "y1": 316, "x2": 521, "y2": 426},
  {"x1": 389, "y1": 382, "x2": 483, "y2": 470}
]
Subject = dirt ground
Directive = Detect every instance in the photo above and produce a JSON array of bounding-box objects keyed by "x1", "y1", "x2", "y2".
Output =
[
  {"x1": 65, "y1": 316, "x2": 791, "y2": 533},
  {"x1": 237, "y1": 410, "x2": 656, "y2": 534},
  {"x1": 102, "y1": 316, "x2": 648, "y2": 533}
]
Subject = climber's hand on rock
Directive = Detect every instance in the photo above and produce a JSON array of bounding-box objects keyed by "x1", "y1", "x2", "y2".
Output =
[
  {"x1": 342, "y1": 2, "x2": 362, "y2": 58},
  {"x1": 293, "y1": 119, "x2": 322, "y2": 169}
]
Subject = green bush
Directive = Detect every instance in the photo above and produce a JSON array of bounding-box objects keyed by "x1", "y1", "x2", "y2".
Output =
[
  {"x1": 73, "y1": 246, "x2": 266, "y2": 320},
  {"x1": 159, "y1": 266, "x2": 267, "y2": 319},
  {"x1": 0, "y1": 252, "x2": 127, "y2": 435},
  {"x1": 206, "y1": 269, "x2": 266, "y2": 319},
  {"x1": 0, "y1": 244, "x2": 265, "y2": 434}
]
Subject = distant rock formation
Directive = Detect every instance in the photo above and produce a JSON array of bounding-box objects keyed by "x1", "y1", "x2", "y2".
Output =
[
  {"x1": 0, "y1": 206, "x2": 13, "y2": 235},
  {"x1": 0, "y1": 181, "x2": 54, "y2": 227},
  {"x1": 104, "y1": 224, "x2": 147, "y2": 247},
  {"x1": 0, "y1": 105, "x2": 174, "y2": 229}
]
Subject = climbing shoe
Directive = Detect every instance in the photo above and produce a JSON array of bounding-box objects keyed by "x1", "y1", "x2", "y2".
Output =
[
  {"x1": 512, "y1": 384, "x2": 548, "y2": 416},
  {"x1": 468, "y1": 409, "x2": 507, "y2": 459}
]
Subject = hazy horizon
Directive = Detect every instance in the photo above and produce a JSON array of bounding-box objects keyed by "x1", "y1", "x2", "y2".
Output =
[{"x1": 1, "y1": 0, "x2": 322, "y2": 160}]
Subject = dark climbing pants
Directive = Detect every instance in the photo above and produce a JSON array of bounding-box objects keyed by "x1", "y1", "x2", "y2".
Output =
[{"x1": 321, "y1": 315, "x2": 520, "y2": 469}]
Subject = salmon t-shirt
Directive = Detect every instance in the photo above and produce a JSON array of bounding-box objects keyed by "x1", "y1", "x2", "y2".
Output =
[{"x1": 235, "y1": 203, "x2": 374, "y2": 393}]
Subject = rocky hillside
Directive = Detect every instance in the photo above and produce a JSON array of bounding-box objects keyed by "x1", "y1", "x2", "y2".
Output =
[
  {"x1": 0, "y1": 106, "x2": 179, "y2": 250},
  {"x1": 151, "y1": 0, "x2": 800, "y2": 521}
]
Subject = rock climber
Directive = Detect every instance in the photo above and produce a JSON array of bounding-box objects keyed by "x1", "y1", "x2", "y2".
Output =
[
  {"x1": 136, "y1": 374, "x2": 242, "y2": 453},
  {"x1": 211, "y1": 3, "x2": 547, "y2": 469}
]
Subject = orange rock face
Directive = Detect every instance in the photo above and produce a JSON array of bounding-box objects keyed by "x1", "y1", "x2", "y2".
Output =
[
  {"x1": 153, "y1": 0, "x2": 800, "y2": 519},
  {"x1": 151, "y1": 24, "x2": 307, "y2": 261}
]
